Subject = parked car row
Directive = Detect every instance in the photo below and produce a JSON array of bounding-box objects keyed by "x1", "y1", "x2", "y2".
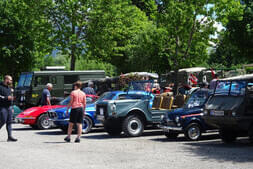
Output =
[{"x1": 13, "y1": 74, "x2": 253, "y2": 144}]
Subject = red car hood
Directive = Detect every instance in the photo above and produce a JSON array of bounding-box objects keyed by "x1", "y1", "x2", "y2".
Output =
[{"x1": 17, "y1": 105, "x2": 66, "y2": 117}]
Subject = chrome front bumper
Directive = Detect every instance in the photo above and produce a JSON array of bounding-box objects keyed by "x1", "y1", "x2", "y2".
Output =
[
  {"x1": 51, "y1": 118, "x2": 69, "y2": 122},
  {"x1": 16, "y1": 117, "x2": 36, "y2": 123},
  {"x1": 158, "y1": 124, "x2": 183, "y2": 132}
]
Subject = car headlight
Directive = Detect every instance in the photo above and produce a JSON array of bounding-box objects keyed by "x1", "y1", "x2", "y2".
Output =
[
  {"x1": 175, "y1": 116, "x2": 180, "y2": 123},
  {"x1": 232, "y1": 111, "x2": 236, "y2": 117},
  {"x1": 160, "y1": 115, "x2": 164, "y2": 120},
  {"x1": 110, "y1": 103, "x2": 116, "y2": 111},
  {"x1": 204, "y1": 110, "x2": 208, "y2": 115}
]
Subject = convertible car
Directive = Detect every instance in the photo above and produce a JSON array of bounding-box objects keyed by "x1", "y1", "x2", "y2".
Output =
[{"x1": 16, "y1": 95, "x2": 98, "y2": 130}]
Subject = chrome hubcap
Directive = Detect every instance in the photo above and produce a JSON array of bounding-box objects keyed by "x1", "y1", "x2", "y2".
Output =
[
  {"x1": 41, "y1": 117, "x2": 50, "y2": 128},
  {"x1": 188, "y1": 126, "x2": 200, "y2": 140},
  {"x1": 82, "y1": 118, "x2": 90, "y2": 132},
  {"x1": 128, "y1": 119, "x2": 142, "y2": 135}
]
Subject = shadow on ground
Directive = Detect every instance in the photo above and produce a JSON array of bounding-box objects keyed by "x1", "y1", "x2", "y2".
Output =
[
  {"x1": 13, "y1": 127, "x2": 34, "y2": 131},
  {"x1": 35, "y1": 130, "x2": 65, "y2": 136},
  {"x1": 150, "y1": 133, "x2": 220, "y2": 143},
  {"x1": 82, "y1": 129, "x2": 164, "y2": 140},
  {"x1": 185, "y1": 137, "x2": 253, "y2": 163}
]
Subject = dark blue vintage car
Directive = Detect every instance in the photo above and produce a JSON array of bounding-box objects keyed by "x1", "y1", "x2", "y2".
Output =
[{"x1": 159, "y1": 88, "x2": 216, "y2": 141}]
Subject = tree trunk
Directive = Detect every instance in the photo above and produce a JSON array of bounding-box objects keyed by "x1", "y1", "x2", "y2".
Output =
[
  {"x1": 70, "y1": 16, "x2": 76, "y2": 70},
  {"x1": 70, "y1": 46, "x2": 76, "y2": 70}
]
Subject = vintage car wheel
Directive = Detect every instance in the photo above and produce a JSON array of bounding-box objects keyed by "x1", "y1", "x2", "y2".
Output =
[
  {"x1": 164, "y1": 132, "x2": 179, "y2": 139},
  {"x1": 219, "y1": 129, "x2": 237, "y2": 143},
  {"x1": 81, "y1": 116, "x2": 93, "y2": 134},
  {"x1": 37, "y1": 114, "x2": 53, "y2": 130},
  {"x1": 104, "y1": 120, "x2": 122, "y2": 136},
  {"x1": 184, "y1": 123, "x2": 202, "y2": 141},
  {"x1": 123, "y1": 115, "x2": 144, "y2": 137}
]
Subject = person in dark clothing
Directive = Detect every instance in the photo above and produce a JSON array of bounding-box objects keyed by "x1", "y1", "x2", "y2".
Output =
[
  {"x1": 83, "y1": 81, "x2": 96, "y2": 95},
  {"x1": 41, "y1": 83, "x2": 53, "y2": 106},
  {"x1": 0, "y1": 75, "x2": 17, "y2": 142}
]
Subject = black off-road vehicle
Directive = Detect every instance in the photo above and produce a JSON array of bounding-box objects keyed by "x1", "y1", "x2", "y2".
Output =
[{"x1": 203, "y1": 74, "x2": 253, "y2": 143}]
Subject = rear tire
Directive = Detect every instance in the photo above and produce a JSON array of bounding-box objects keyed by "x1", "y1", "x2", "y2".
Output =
[
  {"x1": 37, "y1": 114, "x2": 53, "y2": 130},
  {"x1": 184, "y1": 123, "x2": 202, "y2": 141},
  {"x1": 220, "y1": 129, "x2": 237, "y2": 143},
  {"x1": 122, "y1": 115, "x2": 144, "y2": 137}
]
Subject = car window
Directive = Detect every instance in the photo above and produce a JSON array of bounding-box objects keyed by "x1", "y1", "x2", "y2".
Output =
[
  {"x1": 60, "y1": 97, "x2": 70, "y2": 105},
  {"x1": 185, "y1": 90, "x2": 208, "y2": 108},
  {"x1": 127, "y1": 94, "x2": 145, "y2": 99},
  {"x1": 117, "y1": 94, "x2": 127, "y2": 100},
  {"x1": 18, "y1": 73, "x2": 33, "y2": 87},
  {"x1": 60, "y1": 96, "x2": 95, "y2": 105},
  {"x1": 99, "y1": 92, "x2": 116, "y2": 101},
  {"x1": 35, "y1": 76, "x2": 49, "y2": 86},
  {"x1": 64, "y1": 75, "x2": 79, "y2": 84},
  {"x1": 215, "y1": 81, "x2": 231, "y2": 95},
  {"x1": 230, "y1": 81, "x2": 246, "y2": 96}
]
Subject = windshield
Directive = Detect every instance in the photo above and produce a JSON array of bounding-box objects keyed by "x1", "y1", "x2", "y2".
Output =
[
  {"x1": 60, "y1": 97, "x2": 70, "y2": 105},
  {"x1": 17, "y1": 73, "x2": 33, "y2": 87},
  {"x1": 184, "y1": 90, "x2": 208, "y2": 108},
  {"x1": 97, "y1": 92, "x2": 115, "y2": 101},
  {"x1": 128, "y1": 80, "x2": 153, "y2": 92},
  {"x1": 215, "y1": 80, "x2": 246, "y2": 96},
  {"x1": 59, "y1": 95, "x2": 96, "y2": 105}
]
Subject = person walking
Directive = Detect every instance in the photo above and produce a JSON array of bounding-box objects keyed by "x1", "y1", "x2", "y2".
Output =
[
  {"x1": 64, "y1": 81, "x2": 86, "y2": 143},
  {"x1": 41, "y1": 83, "x2": 53, "y2": 106},
  {"x1": 209, "y1": 74, "x2": 219, "y2": 89},
  {"x1": 83, "y1": 81, "x2": 96, "y2": 95},
  {"x1": 0, "y1": 75, "x2": 17, "y2": 142}
]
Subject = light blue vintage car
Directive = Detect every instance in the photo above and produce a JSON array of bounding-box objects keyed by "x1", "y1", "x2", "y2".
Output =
[{"x1": 95, "y1": 81, "x2": 166, "y2": 137}]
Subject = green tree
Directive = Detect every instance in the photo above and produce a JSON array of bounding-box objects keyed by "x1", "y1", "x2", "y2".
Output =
[
  {"x1": 131, "y1": 0, "x2": 157, "y2": 20},
  {"x1": 210, "y1": 0, "x2": 253, "y2": 66},
  {"x1": 0, "y1": 0, "x2": 53, "y2": 81},
  {"x1": 151, "y1": 0, "x2": 243, "y2": 92},
  {"x1": 48, "y1": 0, "x2": 90, "y2": 70},
  {"x1": 86, "y1": 0, "x2": 153, "y2": 74}
]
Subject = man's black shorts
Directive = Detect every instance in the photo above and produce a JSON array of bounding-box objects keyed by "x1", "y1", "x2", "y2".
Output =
[{"x1": 69, "y1": 107, "x2": 84, "y2": 124}]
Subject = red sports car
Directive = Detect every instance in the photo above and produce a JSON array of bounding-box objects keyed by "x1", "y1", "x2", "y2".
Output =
[{"x1": 16, "y1": 95, "x2": 98, "y2": 129}]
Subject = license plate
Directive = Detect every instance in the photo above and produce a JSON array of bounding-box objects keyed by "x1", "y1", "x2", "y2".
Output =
[
  {"x1": 210, "y1": 110, "x2": 224, "y2": 116},
  {"x1": 99, "y1": 108, "x2": 104, "y2": 115},
  {"x1": 97, "y1": 115, "x2": 104, "y2": 121}
]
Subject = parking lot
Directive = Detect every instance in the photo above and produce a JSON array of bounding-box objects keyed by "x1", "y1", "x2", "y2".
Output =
[{"x1": 1, "y1": 124, "x2": 253, "y2": 169}]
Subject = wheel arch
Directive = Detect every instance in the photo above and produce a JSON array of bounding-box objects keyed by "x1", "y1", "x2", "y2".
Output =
[
  {"x1": 185, "y1": 119, "x2": 204, "y2": 131},
  {"x1": 127, "y1": 109, "x2": 147, "y2": 125},
  {"x1": 84, "y1": 113, "x2": 95, "y2": 127}
]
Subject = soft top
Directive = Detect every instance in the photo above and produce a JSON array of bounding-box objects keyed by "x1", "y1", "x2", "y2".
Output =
[{"x1": 221, "y1": 74, "x2": 253, "y2": 81}]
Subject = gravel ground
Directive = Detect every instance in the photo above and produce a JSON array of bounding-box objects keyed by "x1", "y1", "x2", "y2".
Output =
[{"x1": 1, "y1": 124, "x2": 253, "y2": 169}]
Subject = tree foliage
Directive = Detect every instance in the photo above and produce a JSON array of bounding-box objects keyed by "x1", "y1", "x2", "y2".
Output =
[
  {"x1": 0, "y1": 0, "x2": 52, "y2": 81},
  {"x1": 86, "y1": 0, "x2": 153, "y2": 73},
  {"x1": 48, "y1": 0, "x2": 90, "y2": 70},
  {"x1": 210, "y1": 0, "x2": 252, "y2": 67},
  {"x1": 0, "y1": 0, "x2": 250, "y2": 79}
]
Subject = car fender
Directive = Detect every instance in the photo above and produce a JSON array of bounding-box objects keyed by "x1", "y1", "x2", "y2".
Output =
[
  {"x1": 126, "y1": 108, "x2": 147, "y2": 123},
  {"x1": 182, "y1": 116, "x2": 203, "y2": 130}
]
